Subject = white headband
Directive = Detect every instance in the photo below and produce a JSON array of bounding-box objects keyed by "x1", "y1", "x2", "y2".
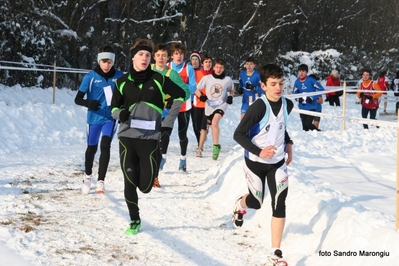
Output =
[{"x1": 97, "y1": 52, "x2": 115, "y2": 64}]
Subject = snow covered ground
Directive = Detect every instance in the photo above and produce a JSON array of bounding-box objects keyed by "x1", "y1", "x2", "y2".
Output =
[{"x1": 0, "y1": 85, "x2": 398, "y2": 266}]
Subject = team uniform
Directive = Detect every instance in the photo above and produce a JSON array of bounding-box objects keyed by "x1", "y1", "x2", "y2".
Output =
[
  {"x1": 293, "y1": 76, "x2": 324, "y2": 131},
  {"x1": 238, "y1": 69, "x2": 263, "y2": 114},
  {"x1": 192, "y1": 69, "x2": 213, "y2": 140},
  {"x1": 197, "y1": 73, "x2": 234, "y2": 119},
  {"x1": 75, "y1": 66, "x2": 124, "y2": 191},
  {"x1": 233, "y1": 95, "x2": 293, "y2": 217},
  {"x1": 356, "y1": 80, "x2": 382, "y2": 129},
  {"x1": 167, "y1": 61, "x2": 196, "y2": 171},
  {"x1": 111, "y1": 65, "x2": 186, "y2": 226}
]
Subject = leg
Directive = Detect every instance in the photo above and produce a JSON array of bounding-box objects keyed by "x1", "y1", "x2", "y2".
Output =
[
  {"x1": 299, "y1": 113, "x2": 306, "y2": 130},
  {"x1": 119, "y1": 137, "x2": 140, "y2": 221},
  {"x1": 361, "y1": 106, "x2": 369, "y2": 129},
  {"x1": 192, "y1": 107, "x2": 201, "y2": 146},
  {"x1": 271, "y1": 217, "x2": 286, "y2": 248},
  {"x1": 232, "y1": 157, "x2": 267, "y2": 227},
  {"x1": 160, "y1": 127, "x2": 172, "y2": 155},
  {"x1": 303, "y1": 113, "x2": 316, "y2": 131},
  {"x1": 98, "y1": 120, "x2": 117, "y2": 181},
  {"x1": 177, "y1": 111, "x2": 190, "y2": 157},
  {"x1": 335, "y1": 95, "x2": 341, "y2": 106},
  {"x1": 384, "y1": 98, "x2": 387, "y2": 112},
  {"x1": 210, "y1": 113, "x2": 222, "y2": 145},
  {"x1": 328, "y1": 96, "x2": 334, "y2": 106},
  {"x1": 98, "y1": 136, "x2": 111, "y2": 181},
  {"x1": 85, "y1": 124, "x2": 102, "y2": 176},
  {"x1": 266, "y1": 161, "x2": 288, "y2": 249}
]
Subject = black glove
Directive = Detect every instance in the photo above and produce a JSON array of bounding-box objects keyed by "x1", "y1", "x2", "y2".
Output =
[
  {"x1": 246, "y1": 83, "x2": 255, "y2": 91},
  {"x1": 306, "y1": 97, "x2": 313, "y2": 104},
  {"x1": 238, "y1": 87, "x2": 244, "y2": 95},
  {"x1": 88, "y1": 100, "x2": 100, "y2": 111},
  {"x1": 226, "y1": 95, "x2": 233, "y2": 104},
  {"x1": 359, "y1": 93, "x2": 364, "y2": 98},
  {"x1": 298, "y1": 98, "x2": 304, "y2": 103},
  {"x1": 119, "y1": 109, "x2": 130, "y2": 122},
  {"x1": 199, "y1": 95, "x2": 208, "y2": 102},
  {"x1": 325, "y1": 97, "x2": 329, "y2": 102},
  {"x1": 365, "y1": 95, "x2": 373, "y2": 100},
  {"x1": 165, "y1": 97, "x2": 174, "y2": 109}
]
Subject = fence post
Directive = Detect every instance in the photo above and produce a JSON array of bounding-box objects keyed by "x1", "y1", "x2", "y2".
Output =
[
  {"x1": 342, "y1": 81, "x2": 347, "y2": 130},
  {"x1": 52, "y1": 61, "x2": 56, "y2": 104},
  {"x1": 397, "y1": 111, "x2": 399, "y2": 231}
]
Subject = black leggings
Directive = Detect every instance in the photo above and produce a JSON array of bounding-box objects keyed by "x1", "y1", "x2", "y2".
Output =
[
  {"x1": 119, "y1": 137, "x2": 160, "y2": 221},
  {"x1": 361, "y1": 107, "x2": 377, "y2": 129},
  {"x1": 177, "y1": 111, "x2": 190, "y2": 156},
  {"x1": 300, "y1": 112, "x2": 318, "y2": 131},
  {"x1": 244, "y1": 157, "x2": 288, "y2": 218},
  {"x1": 328, "y1": 95, "x2": 340, "y2": 106}
]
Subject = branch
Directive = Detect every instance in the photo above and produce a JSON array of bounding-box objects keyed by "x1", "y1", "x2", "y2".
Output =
[
  {"x1": 105, "y1": 12, "x2": 183, "y2": 24},
  {"x1": 238, "y1": 1, "x2": 263, "y2": 37},
  {"x1": 200, "y1": 2, "x2": 222, "y2": 51}
]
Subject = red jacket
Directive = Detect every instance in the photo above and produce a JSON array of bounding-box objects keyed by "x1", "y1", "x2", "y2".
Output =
[
  {"x1": 377, "y1": 76, "x2": 388, "y2": 91},
  {"x1": 326, "y1": 75, "x2": 340, "y2": 97}
]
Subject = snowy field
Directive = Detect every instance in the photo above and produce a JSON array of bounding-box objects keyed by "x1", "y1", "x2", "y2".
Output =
[{"x1": 0, "y1": 85, "x2": 398, "y2": 266}]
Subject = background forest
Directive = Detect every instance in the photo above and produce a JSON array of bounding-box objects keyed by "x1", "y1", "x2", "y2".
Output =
[{"x1": 1, "y1": 0, "x2": 399, "y2": 88}]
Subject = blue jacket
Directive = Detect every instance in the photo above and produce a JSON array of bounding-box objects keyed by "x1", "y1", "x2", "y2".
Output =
[
  {"x1": 293, "y1": 76, "x2": 324, "y2": 110},
  {"x1": 78, "y1": 69, "x2": 124, "y2": 124}
]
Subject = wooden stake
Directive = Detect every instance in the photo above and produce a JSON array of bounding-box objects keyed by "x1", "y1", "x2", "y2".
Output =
[
  {"x1": 52, "y1": 61, "x2": 56, "y2": 104},
  {"x1": 342, "y1": 82, "x2": 347, "y2": 130},
  {"x1": 397, "y1": 111, "x2": 399, "y2": 231}
]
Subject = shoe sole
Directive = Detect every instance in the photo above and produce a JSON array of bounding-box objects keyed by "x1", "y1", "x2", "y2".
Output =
[{"x1": 271, "y1": 259, "x2": 288, "y2": 266}]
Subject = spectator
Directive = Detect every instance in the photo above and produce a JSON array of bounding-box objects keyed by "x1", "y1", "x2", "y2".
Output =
[
  {"x1": 393, "y1": 71, "x2": 399, "y2": 115},
  {"x1": 325, "y1": 70, "x2": 341, "y2": 106},
  {"x1": 356, "y1": 69, "x2": 382, "y2": 129},
  {"x1": 377, "y1": 70, "x2": 389, "y2": 114}
]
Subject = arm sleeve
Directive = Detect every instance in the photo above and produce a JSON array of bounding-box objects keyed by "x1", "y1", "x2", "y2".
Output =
[
  {"x1": 74, "y1": 91, "x2": 88, "y2": 107},
  {"x1": 163, "y1": 76, "x2": 187, "y2": 101},
  {"x1": 372, "y1": 83, "x2": 383, "y2": 98},
  {"x1": 170, "y1": 71, "x2": 190, "y2": 101},
  {"x1": 233, "y1": 100, "x2": 266, "y2": 156},
  {"x1": 186, "y1": 65, "x2": 197, "y2": 94},
  {"x1": 111, "y1": 82, "x2": 125, "y2": 120}
]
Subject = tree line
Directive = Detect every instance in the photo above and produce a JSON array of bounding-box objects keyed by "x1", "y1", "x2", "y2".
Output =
[{"x1": 1, "y1": 0, "x2": 398, "y2": 88}]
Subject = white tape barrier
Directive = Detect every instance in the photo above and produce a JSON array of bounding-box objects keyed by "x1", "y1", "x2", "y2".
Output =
[
  {"x1": 0, "y1": 65, "x2": 89, "y2": 74},
  {"x1": 291, "y1": 108, "x2": 399, "y2": 128},
  {"x1": 286, "y1": 87, "x2": 399, "y2": 101}
]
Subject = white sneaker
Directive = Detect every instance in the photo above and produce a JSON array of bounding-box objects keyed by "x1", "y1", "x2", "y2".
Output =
[
  {"x1": 82, "y1": 175, "x2": 92, "y2": 194},
  {"x1": 268, "y1": 249, "x2": 287, "y2": 266},
  {"x1": 96, "y1": 180, "x2": 105, "y2": 194},
  {"x1": 196, "y1": 148, "x2": 202, "y2": 158}
]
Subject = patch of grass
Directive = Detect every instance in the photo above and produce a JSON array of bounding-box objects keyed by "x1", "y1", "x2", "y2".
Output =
[
  {"x1": 20, "y1": 224, "x2": 34, "y2": 232},
  {"x1": 1, "y1": 219, "x2": 13, "y2": 225}
]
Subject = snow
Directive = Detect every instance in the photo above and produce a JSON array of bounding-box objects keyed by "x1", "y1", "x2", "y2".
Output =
[{"x1": 0, "y1": 84, "x2": 398, "y2": 266}]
